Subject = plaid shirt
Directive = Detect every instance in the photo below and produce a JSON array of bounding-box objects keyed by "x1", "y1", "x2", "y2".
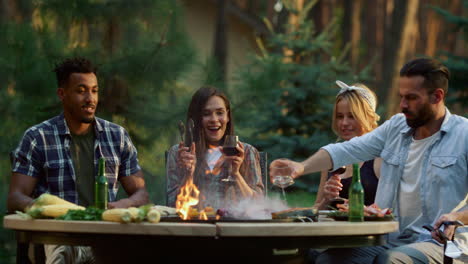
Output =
[
  {"x1": 11, "y1": 113, "x2": 141, "y2": 204},
  {"x1": 166, "y1": 142, "x2": 264, "y2": 209}
]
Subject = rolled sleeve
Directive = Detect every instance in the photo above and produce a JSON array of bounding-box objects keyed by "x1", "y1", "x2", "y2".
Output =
[
  {"x1": 118, "y1": 130, "x2": 141, "y2": 177},
  {"x1": 12, "y1": 131, "x2": 42, "y2": 178}
]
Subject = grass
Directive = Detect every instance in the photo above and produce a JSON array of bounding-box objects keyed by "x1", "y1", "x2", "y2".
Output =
[{"x1": 268, "y1": 188, "x2": 317, "y2": 208}]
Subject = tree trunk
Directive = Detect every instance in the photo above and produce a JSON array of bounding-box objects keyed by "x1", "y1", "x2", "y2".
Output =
[
  {"x1": 213, "y1": 0, "x2": 228, "y2": 83},
  {"x1": 350, "y1": 0, "x2": 363, "y2": 69},
  {"x1": 385, "y1": 0, "x2": 420, "y2": 117},
  {"x1": 342, "y1": 0, "x2": 352, "y2": 57}
]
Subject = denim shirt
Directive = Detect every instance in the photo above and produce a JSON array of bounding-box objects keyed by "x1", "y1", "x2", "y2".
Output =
[
  {"x1": 11, "y1": 113, "x2": 141, "y2": 204},
  {"x1": 323, "y1": 108, "x2": 468, "y2": 243}
]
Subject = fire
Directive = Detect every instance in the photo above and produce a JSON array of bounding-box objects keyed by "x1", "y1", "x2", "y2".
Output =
[
  {"x1": 175, "y1": 176, "x2": 200, "y2": 220},
  {"x1": 199, "y1": 210, "x2": 208, "y2": 220}
]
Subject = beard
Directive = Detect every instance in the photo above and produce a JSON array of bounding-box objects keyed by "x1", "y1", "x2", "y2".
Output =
[
  {"x1": 402, "y1": 102, "x2": 434, "y2": 128},
  {"x1": 81, "y1": 116, "x2": 95, "y2": 124}
]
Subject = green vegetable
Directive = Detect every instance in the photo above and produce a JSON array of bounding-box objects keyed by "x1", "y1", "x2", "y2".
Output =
[{"x1": 56, "y1": 207, "x2": 104, "y2": 221}]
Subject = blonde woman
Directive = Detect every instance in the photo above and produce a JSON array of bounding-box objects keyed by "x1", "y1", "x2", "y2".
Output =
[{"x1": 314, "y1": 81, "x2": 381, "y2": 210}]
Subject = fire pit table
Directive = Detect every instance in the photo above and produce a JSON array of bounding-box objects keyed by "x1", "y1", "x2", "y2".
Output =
[{"x1": 4, "y1": 214, "x2": 398, "y2": 263}]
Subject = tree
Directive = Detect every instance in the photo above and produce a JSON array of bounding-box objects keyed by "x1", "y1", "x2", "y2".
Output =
[
  {"x1": 0, "y1": 0, "x2": 196, "y2": 206},
  {"x1": 432, "y1": 0, "x2": 468, "y2": 117},
  {"x1": 234, "y1": 1, "x2": 371, "y2": 191}
]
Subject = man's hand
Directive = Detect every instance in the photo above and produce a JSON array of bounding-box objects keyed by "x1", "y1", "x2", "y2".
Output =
[
  {"x1": 269, "y1": 159, "x2": 304, "y2": 183},
  {"x1": 432, "y1": 212, "x2": 462, "y2": 243},
  {"x1": 108, "y1": 198, "x2": 133, "y2": 209}
]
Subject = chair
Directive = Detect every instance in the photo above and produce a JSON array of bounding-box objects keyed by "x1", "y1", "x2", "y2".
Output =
[
  {"x1": 9, "y1": 151, "x2": 45, "y2": 264},
  {"x1": 259, "y1": 152, "x2": 269, "y2": 196},
  {"x1": 164, "y1": 150, "x2": 268, "y2": 206}
]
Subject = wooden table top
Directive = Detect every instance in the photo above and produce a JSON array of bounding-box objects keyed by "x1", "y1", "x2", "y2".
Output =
[{"x1": 4, "y1": 214, "x2": 398, "y2": 238}]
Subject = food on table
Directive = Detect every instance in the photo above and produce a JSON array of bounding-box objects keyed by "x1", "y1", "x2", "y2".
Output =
[
  {"x1": 102, "y1": 208, "x2": 132, "y2": 223},
  {"x1": 147, "y1": 209, "x2": 161, "y2": 223},
  {"x1": 151, "y1": 205, "x2": 177, "y2": 216},
  {"x1": 29, "y1": 193, "x2": 77, "y2": 209},
  {"x1": 176, "y1": 206, "x2": 216, "y2": 219},
  {"x1": 216, "y1": 208, "x2": 229, "y2": 217},
  {"x1": 19, "y1": 193, "x2": 85, "y2": 219},
  {"x1": 128, "y1": 207, "x2": 146, "y2": 222},
  {"x1": 28, "y1": 204, "x2": 85, "y2": 218},
  {"x1": 56, "y1": 207, "x2": 104, "y2": 221},
  {"x1": 331, "y1": 202, "x2": 393, "y2": 219},
  {"x1": 271, "y1": 207, "x2": 317, "y2": 219}
]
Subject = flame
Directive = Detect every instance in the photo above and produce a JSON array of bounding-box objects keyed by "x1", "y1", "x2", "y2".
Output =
[
  {"x1": 175, "y1": 176, "x2": 200, "y2": 220},
  {"x1": 199, "y1": 210, "x2": 208, "y2": 220}
]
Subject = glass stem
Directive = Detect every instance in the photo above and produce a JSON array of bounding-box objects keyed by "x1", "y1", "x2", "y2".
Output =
[{"x1": 281, "y1": 188, "x2": 287, "y2": 202}]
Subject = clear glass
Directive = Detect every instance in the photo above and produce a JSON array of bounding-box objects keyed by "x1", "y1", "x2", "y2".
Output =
[
  {"x1": 221, "y1": 135, "x2": 238, "y2": 183},
  {"x1": 270, "y1": 159, "x2": 295, "y2": 201}
]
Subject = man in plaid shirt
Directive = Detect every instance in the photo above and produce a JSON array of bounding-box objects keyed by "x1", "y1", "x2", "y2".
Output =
[{"x1": 7, "y1": 57, "x2": 149, "y2": 263}]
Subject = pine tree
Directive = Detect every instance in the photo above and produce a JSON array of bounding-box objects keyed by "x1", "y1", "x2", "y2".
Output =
[
  {"x1": 234, "y1": 1, "x2": 371, "y2": 191},
  {"x1": 432, "y1": 1, "x2": 468, "y2": 116},
  {"x1": 0, "y1": 0, "x2": 196, "y2": 204}
]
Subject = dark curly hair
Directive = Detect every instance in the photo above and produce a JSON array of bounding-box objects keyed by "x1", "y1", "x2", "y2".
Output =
[{"x1": 53, "y1": 57, "x2": 97, "y2": 88}]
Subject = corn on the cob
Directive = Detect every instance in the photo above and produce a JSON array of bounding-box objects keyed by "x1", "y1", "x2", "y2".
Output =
[
  {"x1": 102, "y1": 209, "x2": 132, "y2": 223},
  {"x1": 128, "y1": 207, "x2": 145, "y2": 222},
  {"x1": 147, "y1": 209, "x2": 161, "y2": 223},
  {"x1": 37, "y1": 204, "x2": 85, "y2": 218},
  {"x1": 33, "y1": 193, "x2": 77, "y2": 207}
]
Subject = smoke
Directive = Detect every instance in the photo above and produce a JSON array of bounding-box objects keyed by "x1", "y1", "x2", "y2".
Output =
[{"x1": 229, "y1": 196, "x2": 289, "y2": 220}]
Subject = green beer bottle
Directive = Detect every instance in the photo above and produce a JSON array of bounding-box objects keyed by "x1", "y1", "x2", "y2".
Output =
[
  {"x1": 348, "y1": 163, "x2": 364, "y2": 222},
  {"x1": 95, "y1": 157, "x2": 108, "y2": 209}
]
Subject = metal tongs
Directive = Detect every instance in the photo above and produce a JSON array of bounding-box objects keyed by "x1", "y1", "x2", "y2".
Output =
[
  {"x1": 423, "y1": 220, "x2": 463, "y2": 262},
  {"x1": 178, "y1": 119, "x2": 194, "y2": 151}
]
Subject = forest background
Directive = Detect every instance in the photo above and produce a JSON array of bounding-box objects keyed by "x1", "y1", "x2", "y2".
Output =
[{"x1": 0, "y1": 0, "x2": 466, "y2": 261}]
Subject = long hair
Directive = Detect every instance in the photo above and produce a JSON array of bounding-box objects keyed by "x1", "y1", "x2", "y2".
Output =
[
  {"x1": 187, "y1": 86, "x2": 234, "y2": 166},
  {"x1": 332, "y1": 84, "x2": 380, "y2": 137}
]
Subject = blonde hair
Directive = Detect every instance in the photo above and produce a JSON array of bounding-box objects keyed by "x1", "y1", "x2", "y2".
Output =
[{"x1": 332, "y1": 83, "x2": 380, "y2": 137}]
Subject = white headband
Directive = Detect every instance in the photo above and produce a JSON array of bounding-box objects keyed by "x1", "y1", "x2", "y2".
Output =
[{"x1": 335, "y1": 80, "x2": 376, "y2": 111}]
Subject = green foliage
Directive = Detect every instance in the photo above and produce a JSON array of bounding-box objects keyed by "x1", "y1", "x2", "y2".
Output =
[
  {"x1": 56, "y1": 207, "x2": 104, "y2": 221},
  {"x1": 234, "y1": 6, "x2": 370, "y2": 191},
  {"x1": 0, "y1": 0, "x2": 197, "y2": 206},
  {"x1": 431, "y1": 1, "x2": 468, "y2": 116},
  {"x1": 0, "y1": 1, "x2": 197, "y2": 260}
]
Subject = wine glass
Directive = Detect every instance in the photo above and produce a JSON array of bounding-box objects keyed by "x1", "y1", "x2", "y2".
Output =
[
  {"x1": 328, "y1": 166, "x2": 347, "y2": 209},
  {"x1": 270, "y1": 159, "x2": 295, "y2": 201},
  {"x1": 221, "y1": 135, "x2": 239, "y2": 183}
]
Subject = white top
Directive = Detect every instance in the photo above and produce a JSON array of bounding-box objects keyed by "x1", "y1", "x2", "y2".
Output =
[
  {"x1": 206, "y1": 146, "x2": 222, "y2": 171},
  {"x1": 399, "y1": 131, "x2": 440, "y2": 234}
]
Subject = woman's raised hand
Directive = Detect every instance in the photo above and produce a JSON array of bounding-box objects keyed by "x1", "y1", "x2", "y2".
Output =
[
  {"x1": 222, "y1": 142, "x2": 245, "y2": 178},
  {"x1": 177, "y1": 142, "x2": 196, "y2": 174}
]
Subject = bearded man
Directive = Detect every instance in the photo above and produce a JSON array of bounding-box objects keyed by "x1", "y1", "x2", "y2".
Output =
[{"x1": 271, "y1": 58, "x2": 468, "y2": 264}]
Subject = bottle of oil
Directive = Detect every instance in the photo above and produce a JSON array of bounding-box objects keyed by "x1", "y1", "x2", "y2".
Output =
[
  {"x1": 94, "y1": 157, "x2": 108, "y2": 209},
  {"x1": 348, "y1": 163, "x2": 364, "y2": 222}
]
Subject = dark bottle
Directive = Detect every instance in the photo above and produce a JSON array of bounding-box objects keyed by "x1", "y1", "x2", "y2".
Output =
[
  {"x1": 95, "y1": 157, "x2": 108, "y2": 209},
  {"x1": 348, "y1": 163, "x2": 364, "y2": 222}
]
